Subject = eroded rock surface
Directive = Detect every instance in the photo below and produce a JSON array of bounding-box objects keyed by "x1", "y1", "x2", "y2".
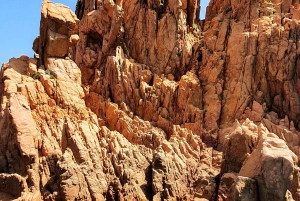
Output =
[{"x1": 2, "y1": 0, "x2": 300, "y2": 200}]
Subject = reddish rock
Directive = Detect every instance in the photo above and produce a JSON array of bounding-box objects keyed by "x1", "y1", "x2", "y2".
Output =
[
  {"x1": 2, "y1": 0, "x2": 300, "y2": 200},
  {"x1": 228, "y1": 176, "x2": 258, "y2": 201}
]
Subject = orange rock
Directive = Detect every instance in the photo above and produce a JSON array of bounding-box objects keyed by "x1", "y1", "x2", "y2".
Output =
[{"x1": 3, "y1": 0, "x2": 300, "y2": 200}]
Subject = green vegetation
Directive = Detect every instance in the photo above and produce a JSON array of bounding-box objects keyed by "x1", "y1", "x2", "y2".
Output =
[
  {"x1": 177, "y1": 50, "x2": 182, "y2": 56},
  {"x1": 264, "y1": 0, "x2": 276, "y2": 17},
  {"x1": 32, "y1": 70, "x2": 56, "y2": 80},
  {"x1": 45, "y1": 69, "x2": 56, "y2": 79},
  {"x1": 264, "y1": 1, "x2": 272, "y2": 5},
  {"x1": 32, "y1": 72, "x2": 40, "y2": 80},
  {"x1": 193, "y1": 24, "x2": 198, "y2": 31},
  {"x1": 152, "y1": 93, "x2": 158, "y2": 98}
]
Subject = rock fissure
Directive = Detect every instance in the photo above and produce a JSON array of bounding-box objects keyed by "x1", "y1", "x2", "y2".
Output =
[{"x1": 2, "y1": 0, "x2": 300, "y2": 200}]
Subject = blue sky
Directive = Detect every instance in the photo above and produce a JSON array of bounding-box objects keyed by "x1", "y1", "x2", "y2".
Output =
[
  {"x1": 0, "y1": 1, "x2": 76, "y2": 66},
  {"x1": 0, "y1": 0, "x2": 209, "y2": 66}
]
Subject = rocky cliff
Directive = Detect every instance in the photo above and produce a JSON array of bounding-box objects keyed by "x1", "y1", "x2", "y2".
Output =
[{"x1": 1, "y1": 0, "x2": 300, "y2": 200}]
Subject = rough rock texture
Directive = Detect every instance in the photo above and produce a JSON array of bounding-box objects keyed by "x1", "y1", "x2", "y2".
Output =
[{"x1": 2, "y1": 0, "x2": 300, "y2": 200}]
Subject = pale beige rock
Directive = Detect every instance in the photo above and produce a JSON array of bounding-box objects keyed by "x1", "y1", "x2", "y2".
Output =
[
  {"x1": 221, "y1": 119, "x2": 258, "y2": 174},
  {"x1": 9, "y1": 94, "x2": 39, "y2": 157},
  {"x1": 38, "y1": 0, "x2": 79, "y2": 60},
  {"x1": 239, "y1": 135, "x2": 297, "y2": 200}
]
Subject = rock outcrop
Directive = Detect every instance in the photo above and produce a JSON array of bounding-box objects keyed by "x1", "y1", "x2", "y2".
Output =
[{"x1": 1, "y1": 0, "x2": 300, "y2": 200}]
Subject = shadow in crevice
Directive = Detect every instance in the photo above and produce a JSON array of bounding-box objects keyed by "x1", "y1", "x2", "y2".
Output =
[{"x1": 141, "y1": 164, "x2": 153, "y2": 201}]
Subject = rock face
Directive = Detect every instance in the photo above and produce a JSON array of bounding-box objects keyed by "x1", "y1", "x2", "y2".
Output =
[{"x1": 1, "y1": 0, "x2": 300, "y2": 200}]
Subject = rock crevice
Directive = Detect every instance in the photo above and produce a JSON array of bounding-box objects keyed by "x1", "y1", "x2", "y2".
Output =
[{"x1": 1, "y1": 0, "x2": 300, "y2": 200}]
